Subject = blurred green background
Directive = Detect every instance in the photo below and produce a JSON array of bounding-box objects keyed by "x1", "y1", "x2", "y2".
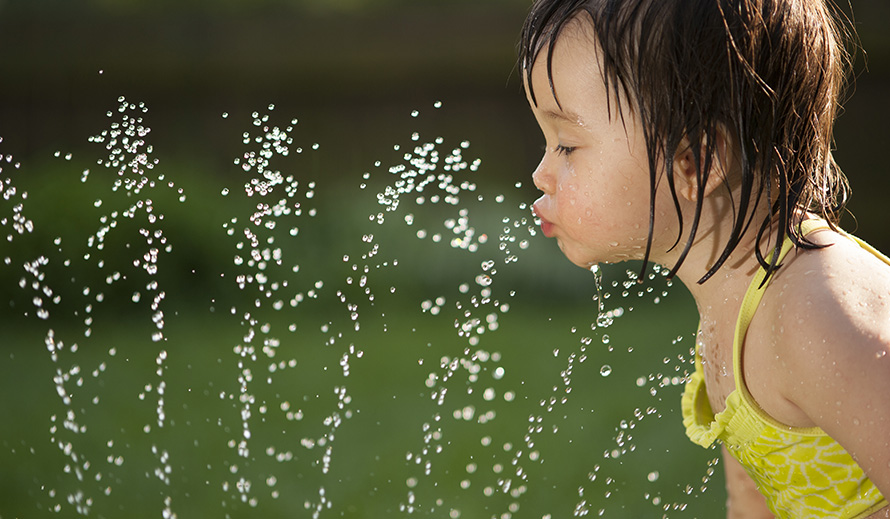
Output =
[{"x1": 0, "y1": 1, "x2": 887, "y2": 518}]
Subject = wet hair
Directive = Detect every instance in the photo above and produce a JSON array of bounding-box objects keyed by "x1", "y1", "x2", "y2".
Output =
[{"x1": 519, "y1": 0, "x2": 853, "y2": 283}]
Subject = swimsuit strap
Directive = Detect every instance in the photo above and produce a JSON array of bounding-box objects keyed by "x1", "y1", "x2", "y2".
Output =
[{"x1": 731, "y1": 219, "x2": 831, "y2": 395}]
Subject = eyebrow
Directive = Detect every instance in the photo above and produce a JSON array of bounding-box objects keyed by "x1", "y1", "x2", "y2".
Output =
[{"x1": 543, "y1": 109, "x2": 585, "y2": 127}]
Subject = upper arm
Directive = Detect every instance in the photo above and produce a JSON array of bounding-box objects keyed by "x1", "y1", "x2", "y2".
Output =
[{"x1": 775, "y1": 239, "x2": 890, "y2": 499}]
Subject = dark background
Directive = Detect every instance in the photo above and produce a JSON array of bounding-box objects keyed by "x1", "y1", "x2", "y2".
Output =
[{"x1": 1, "y1": 0, "x2": 888, "y2": 251}]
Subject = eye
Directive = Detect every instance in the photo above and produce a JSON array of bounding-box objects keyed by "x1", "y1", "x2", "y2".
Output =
[{"x1": 555, "y1": 144, "x2": 576, "y2": 156}]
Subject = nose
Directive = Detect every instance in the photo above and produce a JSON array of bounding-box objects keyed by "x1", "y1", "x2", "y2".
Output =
[{"x1": 532, "y1": 156, "x2": 555, "y2": 194}]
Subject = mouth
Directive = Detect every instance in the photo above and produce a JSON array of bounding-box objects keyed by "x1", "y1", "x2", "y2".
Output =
[
  {"x1": 539, "y1": 219, "x2": 555, "y2": 238},
  {"x1": 532, "y1": 203, "x2": 555, "y2": 238}
]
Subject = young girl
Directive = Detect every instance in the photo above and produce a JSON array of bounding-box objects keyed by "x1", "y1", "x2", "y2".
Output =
[{"x1": 519, "y1": 1, "x2": 890, "y2": 517}]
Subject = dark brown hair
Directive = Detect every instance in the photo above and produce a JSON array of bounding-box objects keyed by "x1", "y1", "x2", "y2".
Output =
[{"x1": 520, "y1": 0, "x2": 852, "y2": 283}]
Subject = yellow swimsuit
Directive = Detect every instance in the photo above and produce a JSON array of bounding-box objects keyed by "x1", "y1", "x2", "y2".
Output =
[{"x1": 681, "y1": 221, "x2": 889, "y2": 518}]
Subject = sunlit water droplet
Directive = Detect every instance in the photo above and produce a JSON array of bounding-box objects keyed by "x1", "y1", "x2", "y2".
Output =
[{"x1": 0, "y1": 98, "x2": 699, "y2": 518}]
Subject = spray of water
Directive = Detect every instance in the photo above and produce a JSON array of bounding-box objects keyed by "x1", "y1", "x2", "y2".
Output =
[{"x1": 0, "y1": 98, "x2": 720, "y2": 518}]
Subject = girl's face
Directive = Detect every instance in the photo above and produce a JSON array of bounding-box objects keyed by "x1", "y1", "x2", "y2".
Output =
[{"x1": 527, "y1": 25, "x2": 681, "y2": 270}]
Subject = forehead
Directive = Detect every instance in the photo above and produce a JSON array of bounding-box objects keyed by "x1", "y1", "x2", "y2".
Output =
[
  {"x1": 524, "y1": 18, "x2": 608, "y2": 118},
  {"x1": 524, "y1": 17, "x2": 603, "y2": 107}
]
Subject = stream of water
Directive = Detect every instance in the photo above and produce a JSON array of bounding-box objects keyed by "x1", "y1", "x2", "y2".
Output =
[{"x1": 0, "y1": 97, "x2": 720, "y2": 518}]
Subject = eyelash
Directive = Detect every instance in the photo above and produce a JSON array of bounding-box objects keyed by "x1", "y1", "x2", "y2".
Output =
[
  {"x1": 540, "y1": 143, "x2": 577, "y2": 157},
  {"x1": 555, "y1": 144, "x2": 576, "y2": 156}
]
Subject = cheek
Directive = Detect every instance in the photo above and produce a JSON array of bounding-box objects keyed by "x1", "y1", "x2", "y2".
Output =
[
  {"x1": 556, "y1": 170, "x2": 597, "y2": 205},
  {"x1": 554, "y1": 179, "x2": 580, "y2": 217},
  {"x1": 556, "y1": 189, "x2": 600, "y2": 229}
]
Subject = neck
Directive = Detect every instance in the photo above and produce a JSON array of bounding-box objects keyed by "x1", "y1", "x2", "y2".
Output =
[
  {"x1": 672, "y1": 241, "x2": 761, "y2": 321},
  {"x1": 655, "y1": 193, "x2": 772, "y2": 322}
]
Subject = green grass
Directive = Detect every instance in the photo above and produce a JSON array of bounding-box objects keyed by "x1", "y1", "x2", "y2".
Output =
[
  {"x1": 0, "y1": 263, "x2": 727, "y2": 518},
  {"x1": 0, "y1": 119, "x2": 726, "y2": 518}
]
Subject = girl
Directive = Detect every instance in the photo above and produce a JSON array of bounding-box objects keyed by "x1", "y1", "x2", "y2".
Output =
[{"x1": 519, "y1": 1, "x2": 890, "y2": 517}]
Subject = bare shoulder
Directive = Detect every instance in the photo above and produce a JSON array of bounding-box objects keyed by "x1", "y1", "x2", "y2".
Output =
[
  {"x1": 755, "y1": 227, "x2": 890, "y2": 496},
  {"x1": 770, "y1": 228, "x2": 890, "y2": 355},
  {"x1": 744, "y1": 229, "x2": 890, "y2": 420},
  {"x1": 763, "y1": 229, "x2": 890, "y2": 386}
]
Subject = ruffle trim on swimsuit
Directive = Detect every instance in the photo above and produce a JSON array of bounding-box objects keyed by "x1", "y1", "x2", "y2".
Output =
[
  {"x1": 681, "y1": 369, "x2": 719, "y2": 448},
  {"x1": 681, "y1": 366, "x2": 823, "y2": 450}
]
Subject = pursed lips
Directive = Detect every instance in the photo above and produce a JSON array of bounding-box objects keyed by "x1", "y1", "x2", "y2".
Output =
[{"x1": 532, "y1": 202, "x2": 555, "y2": 238}]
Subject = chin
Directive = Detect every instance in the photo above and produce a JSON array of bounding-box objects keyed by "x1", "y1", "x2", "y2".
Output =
[
  {"x1": 561, "y1": 246, "x2": 635, "y2": 270},
  {"x1": 559, "y1": 247, "x2": 599, "y2": 270}
]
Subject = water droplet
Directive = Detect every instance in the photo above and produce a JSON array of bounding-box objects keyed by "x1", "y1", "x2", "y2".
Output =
[
  {"x1": 600, "y1": 365, "x2": 612, "y2": 377},
  {"x1": 0, "y1": 94, "x2": 696, "y2": 518}
]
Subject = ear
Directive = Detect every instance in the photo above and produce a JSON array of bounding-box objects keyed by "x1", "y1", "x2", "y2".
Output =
[{"x1": 673, "y1": 132, "x2": 729, "y2": 202}]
